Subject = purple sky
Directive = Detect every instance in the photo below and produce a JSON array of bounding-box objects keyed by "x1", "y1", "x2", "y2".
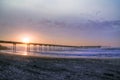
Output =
[{"x1": 0, "y1": 0, "x2": 120, "y2": 47}]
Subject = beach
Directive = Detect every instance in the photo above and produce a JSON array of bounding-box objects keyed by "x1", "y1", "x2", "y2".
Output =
[{"x1": 0, "y1": 52, "x2": 120, "y2": 80}]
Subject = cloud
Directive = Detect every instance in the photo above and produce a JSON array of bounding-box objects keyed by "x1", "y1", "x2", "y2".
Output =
[{"x1": 0, "y1": 0, "x2": 119, "y2": 20}]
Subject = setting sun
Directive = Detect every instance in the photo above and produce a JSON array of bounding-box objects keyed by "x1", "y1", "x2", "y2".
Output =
[{"x1": 22, "y1": 37, "x2": 30, "y2": 43}]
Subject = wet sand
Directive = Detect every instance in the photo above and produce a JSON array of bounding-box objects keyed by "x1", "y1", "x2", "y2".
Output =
[{"x1": 0, "y1": 52, "x2": 120, "y2": 80}]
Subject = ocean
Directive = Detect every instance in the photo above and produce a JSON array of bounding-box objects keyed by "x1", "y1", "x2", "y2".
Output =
[{"x1": 1, "y1": 47, "x2": 120, "y2": 58}]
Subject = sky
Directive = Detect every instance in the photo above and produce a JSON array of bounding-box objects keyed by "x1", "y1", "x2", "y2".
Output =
[{"x1": 0, "y1": 0, "x2": 120, "y2": 47}]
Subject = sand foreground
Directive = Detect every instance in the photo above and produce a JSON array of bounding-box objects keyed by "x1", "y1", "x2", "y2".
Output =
[{"x1": 0, "y1": 52, "x2": 120, "y2": 80}]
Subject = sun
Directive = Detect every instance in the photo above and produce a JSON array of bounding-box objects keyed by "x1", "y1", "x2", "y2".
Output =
[{"x1": 22, "y1": 37, "x2": 30, "y2": 43}]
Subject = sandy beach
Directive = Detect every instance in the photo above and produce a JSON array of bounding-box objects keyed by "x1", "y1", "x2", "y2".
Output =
[{"x1": 0, "y1": 52, "x2": 120, "y2": 80}]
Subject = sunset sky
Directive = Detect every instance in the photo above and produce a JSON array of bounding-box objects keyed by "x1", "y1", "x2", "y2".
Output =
[{"x1": 0, "y1": 0, "x2": 120, "y2": 47}]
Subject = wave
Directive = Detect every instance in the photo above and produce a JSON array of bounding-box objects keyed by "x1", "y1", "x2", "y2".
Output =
[{"x1": 1, "y1": 48, "x2": 120, "y2": 58}]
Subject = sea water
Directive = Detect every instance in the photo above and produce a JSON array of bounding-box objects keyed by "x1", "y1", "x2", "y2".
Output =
[
  {"x1": 1, "y1": 47, "x2": 120, "y2": 58},
  {"x1": 38, "y1": 48, "x2": 120, "y2": 58}
]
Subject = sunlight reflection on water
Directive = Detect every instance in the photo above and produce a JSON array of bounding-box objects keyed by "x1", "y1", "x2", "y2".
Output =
[{"x1": 22, "y1": 52, "x2": 28, "y2": 56}]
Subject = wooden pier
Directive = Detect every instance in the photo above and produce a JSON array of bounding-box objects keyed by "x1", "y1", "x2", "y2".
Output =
[{"x1": 0, "y1": 40, "x2": 101, "y2": 53}]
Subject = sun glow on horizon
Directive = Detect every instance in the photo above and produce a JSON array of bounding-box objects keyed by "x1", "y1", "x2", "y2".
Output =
[{"x1": 22, "y1": 37, "x2": 30, "y2": 43}]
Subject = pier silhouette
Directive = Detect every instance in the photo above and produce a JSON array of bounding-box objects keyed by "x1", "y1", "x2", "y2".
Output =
[{"x1": 0, "y1": 40, "x2": 101, "y2": 52}]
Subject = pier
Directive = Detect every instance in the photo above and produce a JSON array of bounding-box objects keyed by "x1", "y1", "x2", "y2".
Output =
[{"x1": 0, "y1": 40, "x2": 101, "y2": 53}]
